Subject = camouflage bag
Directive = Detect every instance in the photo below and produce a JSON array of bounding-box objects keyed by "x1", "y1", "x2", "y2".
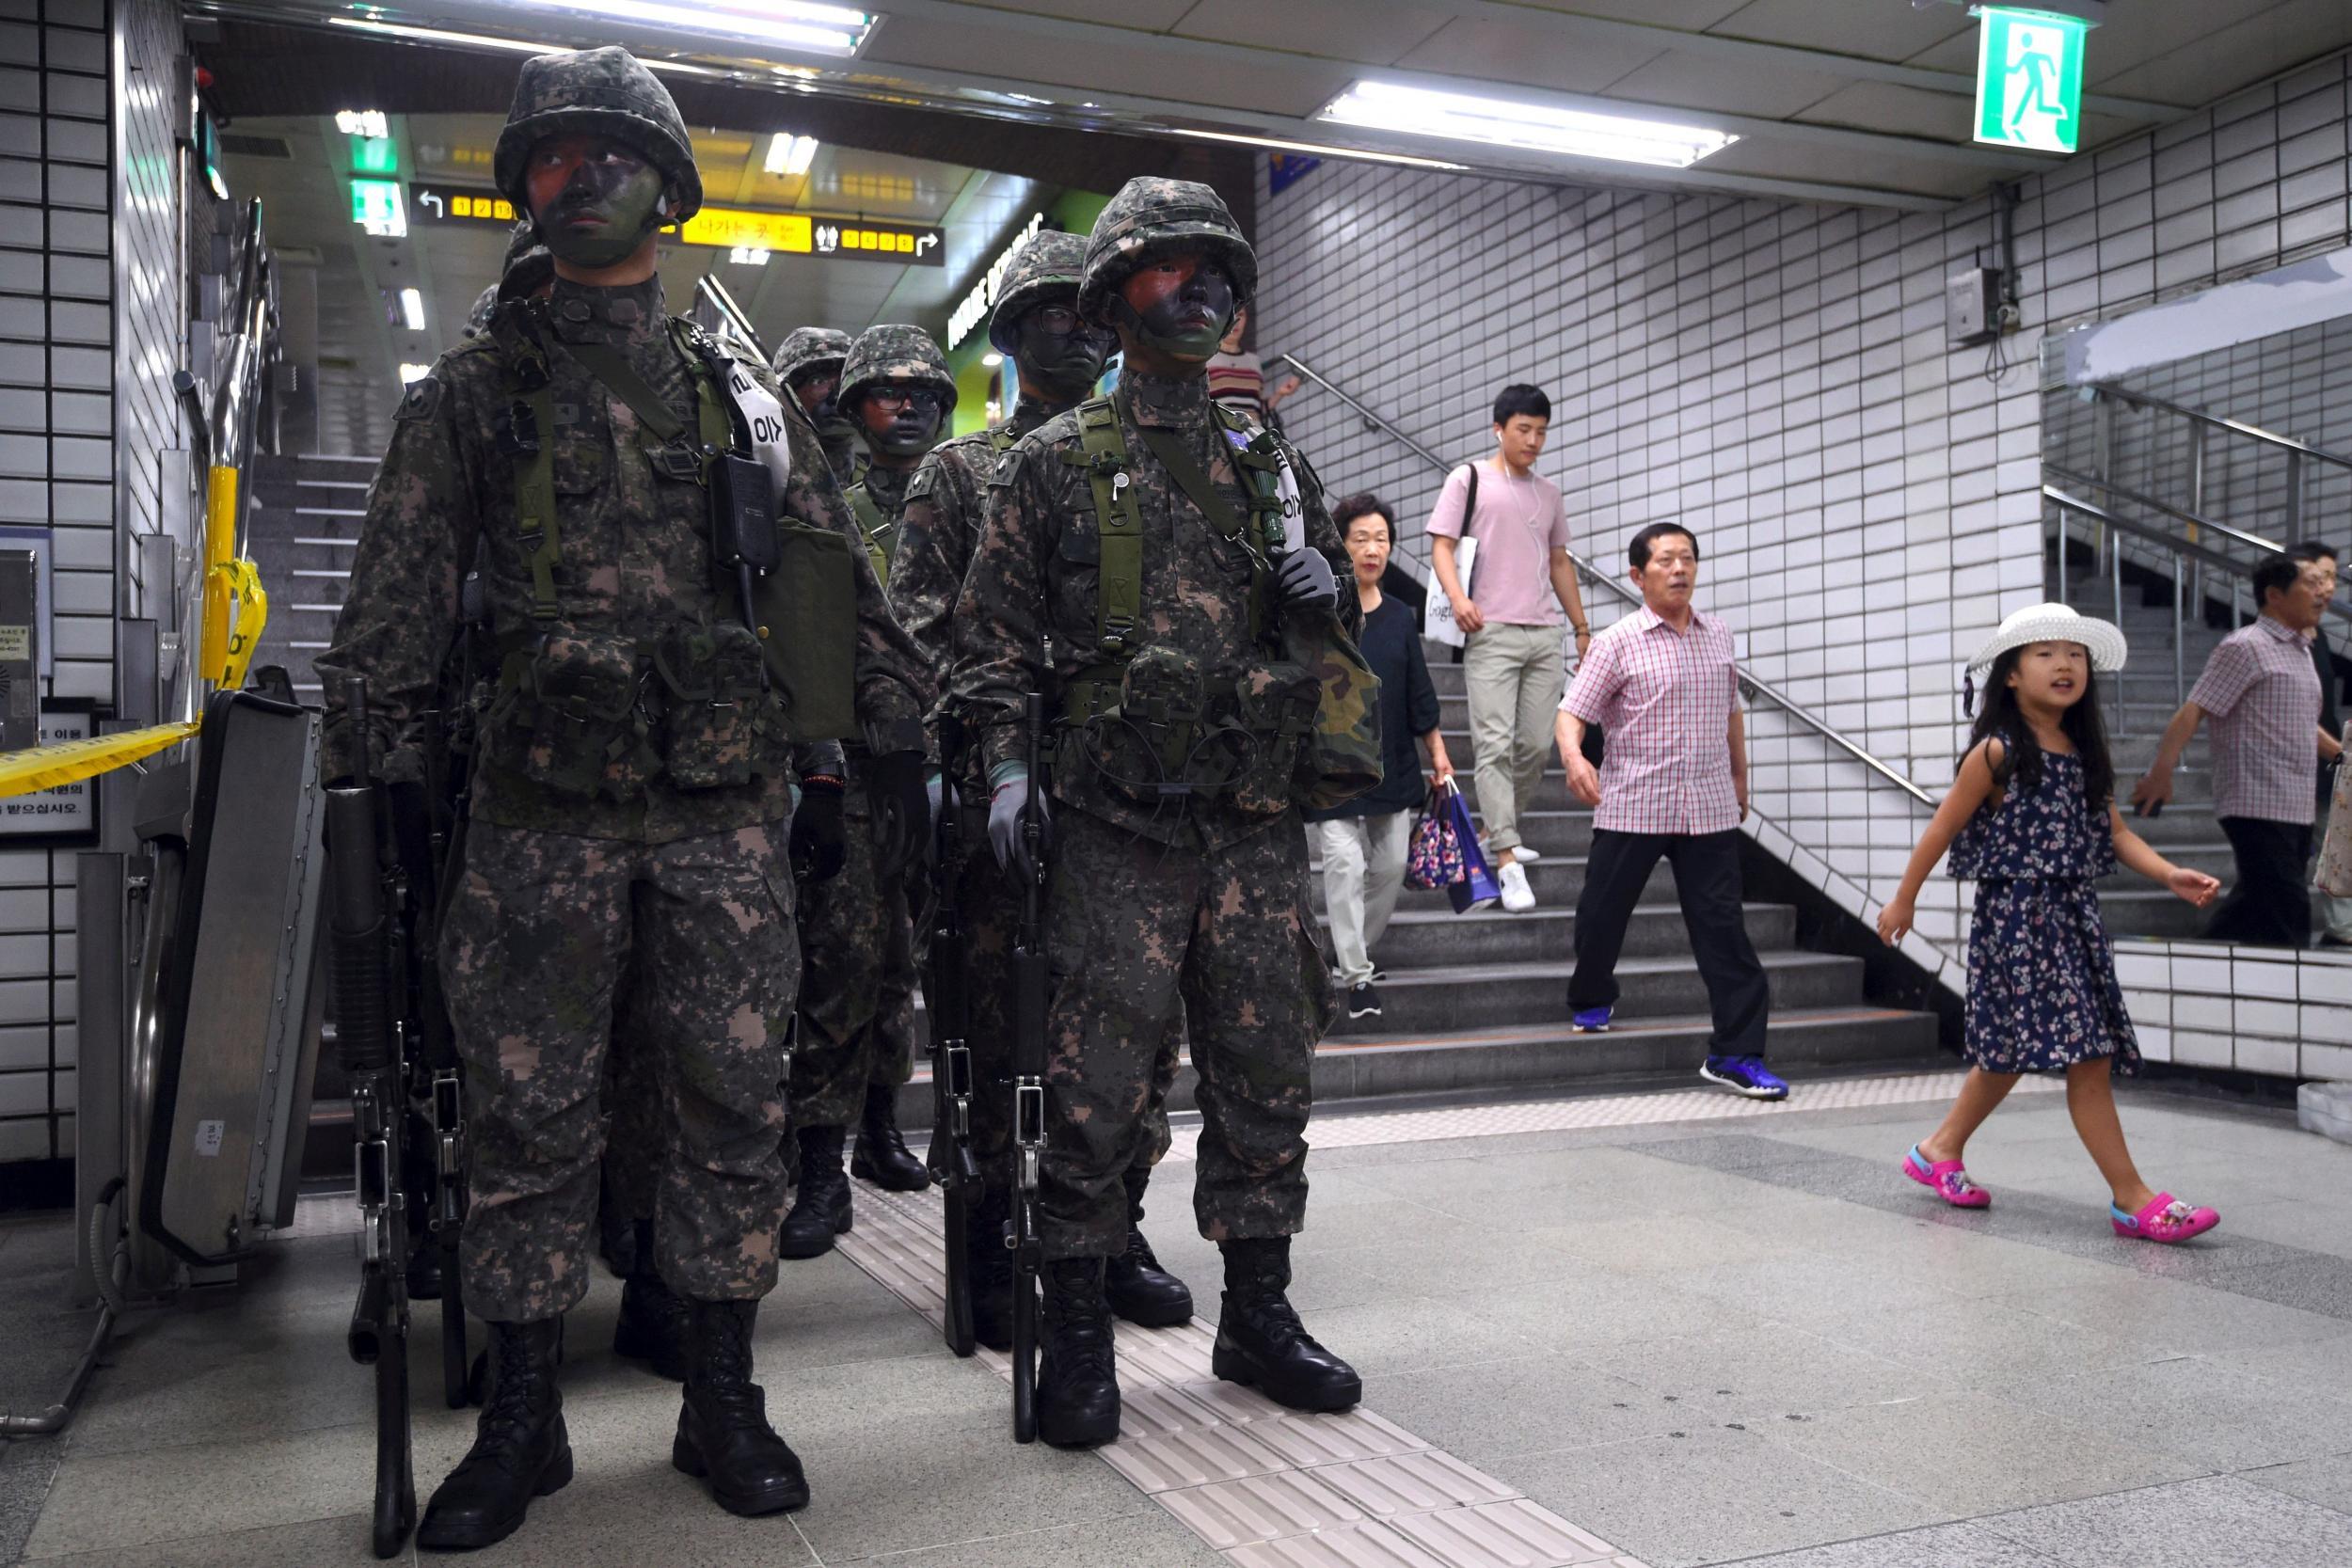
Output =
[
  {"x1": 1231, "y1": 660, "x2": 1321, "y2": 816},
  {"x1": 752, "y1": 521, "x2": 860, "y2": 741}
]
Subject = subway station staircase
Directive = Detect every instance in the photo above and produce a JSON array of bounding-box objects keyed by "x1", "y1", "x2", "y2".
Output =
[{"x1": 244, "y1": 451, "x2": 374, "y2": 705}]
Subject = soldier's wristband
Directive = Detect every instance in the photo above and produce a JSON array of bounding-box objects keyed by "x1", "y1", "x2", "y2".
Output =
[{"x1": 802, "y1": 772, "x2": 847, "y2": 796}]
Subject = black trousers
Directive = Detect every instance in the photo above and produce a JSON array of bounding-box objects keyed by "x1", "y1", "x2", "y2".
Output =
[
  {"x1": 2207, "y1": 816, "x2": 2312, "y2": 948},
  {"x1": 1569, "y1": 828, "x2": 1770, "y2": 1058}
]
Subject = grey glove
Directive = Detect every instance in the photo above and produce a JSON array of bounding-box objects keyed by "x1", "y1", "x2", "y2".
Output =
[
  {"x1": 1276, "y1": 547, "x2": 1338, "y2": 615},
  {"x1": 988, "y1": 772, "x2": 1051, "y2": 882}
]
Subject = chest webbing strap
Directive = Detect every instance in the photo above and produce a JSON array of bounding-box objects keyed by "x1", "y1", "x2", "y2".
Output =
[
  {"x1": 561, "y1": 321, "x2": 732, "y2": 483},
  {"x1": 1066, "y1": 397, "x2": 1143, "y2": 657},
  {"x1": 846, "y1": 481, "x2": 893, "y2": 588},
  {"x1": 491, "y1": 307, "x2": 562, "y2": 622}
]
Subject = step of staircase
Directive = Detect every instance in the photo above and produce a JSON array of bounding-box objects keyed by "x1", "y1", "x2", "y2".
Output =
[
  {"x1": 246, "y1": 453, "x2": 376, "y2": 697},
  {"x1": 1327, "y1": 901, "x2": 1796, "y2": 968}
]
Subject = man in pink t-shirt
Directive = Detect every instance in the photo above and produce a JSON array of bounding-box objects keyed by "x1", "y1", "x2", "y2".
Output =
[{"x1": 1427, "y1": 384, "x2": 1593, "y2": 912}]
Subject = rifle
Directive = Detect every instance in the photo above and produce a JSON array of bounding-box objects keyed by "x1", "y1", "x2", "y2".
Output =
[
  {"x1": 927, "y1": 713, "x2": 979, "y2": 1357},
  {"x1": 1008, "y1": 692, "x2": 1050, "y2": 1444},
  {"x1": 327, "y1": 678, "x2": 415, "y2": 1560}
]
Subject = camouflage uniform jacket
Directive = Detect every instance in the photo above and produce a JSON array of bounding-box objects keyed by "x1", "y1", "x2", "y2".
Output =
[
  {"x1": 320, "y1": 276, "x2": 925, "y2": 842},
  {"x1": 948, "y1": 371, "x2": 1344, "y2": 853},
  {"x1": 890, "y1": 400, "x2": 1055, "y2": 767}
]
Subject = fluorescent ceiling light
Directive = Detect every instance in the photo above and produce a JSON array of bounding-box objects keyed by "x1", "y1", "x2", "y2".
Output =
[
  {"x1": 334, "y1": 108, "x2": 389, "y2": 138},
  {"x1": 765, "y1": 133, "x2": 820, "y2": 177},
  {"x1": 1319, "y1": 81, "x2": 1736, "y2": 168},
  {"x1": 981, "y1": 351, "x2": 1002, "y2": 367},
  {"x1": 729, "y1": 246, "x2": 771, "y2": 265},
  {"x1": 399, "y1": 363, "x2": 433, "y2": 384},
  {"x1": 502, "y1": 1, "x2": 870, "y2": 55},
  {"x1": 398, "y1": 288, "x2": 426, "y2": 331},
  {"x1": 328, "y1": 17, "x2": 723, "y2": 73},
  {"x1": 1165, "y1": 126, "x2": 1468, "y2": 172}
]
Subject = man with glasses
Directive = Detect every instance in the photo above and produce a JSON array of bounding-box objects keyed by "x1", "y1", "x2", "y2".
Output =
[{"x1": 779, "y1": 325, "x2": 957, "y2": 1257}]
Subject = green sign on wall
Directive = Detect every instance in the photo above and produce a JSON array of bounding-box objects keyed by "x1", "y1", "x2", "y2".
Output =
[{"x1": 1975, "y1": 8, "x2": 2089, "y2": 153}]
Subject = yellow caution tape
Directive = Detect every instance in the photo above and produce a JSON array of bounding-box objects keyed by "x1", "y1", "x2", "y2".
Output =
[
  {"x1": 0, "y1": 720, "x2": 201, "y2": 798},
  {"x1": 203, "y1": 556, "x2": 269, "y2": 691}
]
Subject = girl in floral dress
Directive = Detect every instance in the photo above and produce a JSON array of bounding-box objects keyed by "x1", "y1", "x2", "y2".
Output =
[{"x1": 1877, "y1": 605, "x2": 2226, "y2": 1244}]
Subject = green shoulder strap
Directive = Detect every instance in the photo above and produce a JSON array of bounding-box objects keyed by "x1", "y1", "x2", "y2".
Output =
[
  {"x1": 1217, "y1": 404, "x2": 1290, "y2": 558},
  {"x1": 986, "y1": 423, "x2": 1019, "y2": 454},
  {"x1": 490, "y1": 303, "x2": 562, "y2": 622},
  {"x1": 1060, "y1": 396, "x2": 1144, "y2": 657},
  {"x1": 668, "y1": 320, "x2": 742, "y2": 462},
  {"x1": 562, "y1": 325, "x2": 726, "y2": 484},
  {"x1": 845, "y1": 481, "x2": 893, "y2": 588}
]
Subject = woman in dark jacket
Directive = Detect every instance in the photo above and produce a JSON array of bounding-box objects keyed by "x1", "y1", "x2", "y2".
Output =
[{"x1": 1309, "y1": 496, "x2": 1453, "y2": 1020}]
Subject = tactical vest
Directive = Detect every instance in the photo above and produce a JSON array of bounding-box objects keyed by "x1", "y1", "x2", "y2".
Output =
[
  {"x1": 477, "y1": 302, "x2": 857, "y2": 805},
  {"x1": 1051, "y1": 393, "x2": 1383, "y2": 816},
  {"x1": 845, "y1": 479, "x2": 895, "y2": 589}
]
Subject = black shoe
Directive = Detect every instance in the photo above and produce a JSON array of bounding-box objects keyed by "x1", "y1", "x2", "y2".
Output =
[
  {"x1": 417, "y1": 1318, "x2": 572, "y2": 1551},
  {"x1": 405, "y1": 1237, "x2": 446, "y2": 1303},
  {"x1": 673, "y1": 1299, "x2": 809, "y2": 1517},
  {"x1": 1104, "y1": 1166, "x2": 1193, "y2": 1328},
  {"x1": 1212, "y1": 1238, "x2": 1360, "y2": 1413},
  {"x1": 778, "y1": 1126, "x2": 851, "y2": 1259},
  {"x1": 613, "y1": 1274, "x2": 690, "y2": 1382},
  {"x1": 850, "y1": 1082, "x2": 931, "y2": 1191},
  {"x1": 1345, "y1": 982, "x2": 1383, "y2": 1020},
  {"x1": 1038, "y1": 1257, "x2": 1120, "y2": 1448},
  {"x1": 966, "y1": 1186, "x2": 1019, "y2": 1354}
]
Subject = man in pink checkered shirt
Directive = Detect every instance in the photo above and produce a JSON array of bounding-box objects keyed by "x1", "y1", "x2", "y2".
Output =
[
  {"x1": 2132, "y1": 553, "x2": 2331, "y2": 947},
  {"x1": 1554, "y1": 523, "x2": 1780, "y2": 1100}
]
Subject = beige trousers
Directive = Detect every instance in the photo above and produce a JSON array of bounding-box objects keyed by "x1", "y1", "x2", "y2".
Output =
[{"x1": 1463, "y1": 620, "x2": 1565, "y2": 856}]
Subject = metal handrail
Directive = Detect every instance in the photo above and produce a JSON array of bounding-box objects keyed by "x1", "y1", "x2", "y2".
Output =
[
  {"x1": 1274, "y1": 352, "x2": 1938, "y2": 808},
  {"x1": 2101, "y1": 386, "x2": 2352, "y2": 473},
  {"x1": 2043, "y1": 466, "x2": 2286, "y2": 560},
  {"x1": 2043, "y1": 483, "x2": 2352, "y2": 626}
]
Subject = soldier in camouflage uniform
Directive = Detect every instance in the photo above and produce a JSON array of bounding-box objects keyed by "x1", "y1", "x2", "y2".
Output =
[
  {"x1": 778, "y1": 325, "x2": 952, "y2": 1257},
  {"x1": 771, "y1": 326, "x2": 862, "y2": 485},
  {"x1": 890, "y1": 230, "x2": 1191, "y2": 1350},
  {"x1": 947, "y1": 179, "x2": 1362, "y2": 1448},
  {"x1": 318, "y1": 47, "x2": 929, "y2": 1547},
  {"x1": 468, "y1": 217, "x2": 556, "y2": 336}
]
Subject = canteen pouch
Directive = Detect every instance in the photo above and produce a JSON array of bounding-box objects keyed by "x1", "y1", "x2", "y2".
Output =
[
  {"x1": 1066, "y1": 644, "x2": 1209, "y2": 805},
  {"x1": 482, "y1": 633, "x2": 645, "y2": 800},
  {"x1": 655, "y1": 622, "x2": 788, "y2": 790},
  {"x1": 1231, "y1": 660, "x2": 1322, "y2": 816},
  {"x1": 1283, "y1": 616, "x2": 1385, "y2": 813},
  {"x1": 751, "y1": 521, "x2": 860, "y2": 741}
]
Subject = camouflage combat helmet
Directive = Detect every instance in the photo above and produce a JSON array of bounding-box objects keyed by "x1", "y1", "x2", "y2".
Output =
[
  {"x1": 772, "y1": 325, "x2": 852, "y2": 388},
  {"x1": 985, "y1": 230, "x2": 1087, "y2": 355},
  {"x1": 1076, "y1": 177, "x2": 1257, "y2": 325},
  {"x1": 838, "y1": 324, "x2": 958, "y2": 413},
  {"x1": 493, "y1": 46, "x2": 703, "y2": 223}
]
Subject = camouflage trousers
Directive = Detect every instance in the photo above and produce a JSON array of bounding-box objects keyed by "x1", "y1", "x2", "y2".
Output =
[
  {"x1": 942, "y1": 803, "x2": 1179, "y2": 1191},
  {"x1": 792, "y1": 771, "x2": 917, "y2": 1132},
  {"x1": 441, "y1": 819, "x2": 799, "y2": 1321},
  {"x1": 1038, "y1": 809, "x2": 1332, "y2": 1259},
  {"x1": 596, "y1": 970, "x2": 660, "y2": 1270}
]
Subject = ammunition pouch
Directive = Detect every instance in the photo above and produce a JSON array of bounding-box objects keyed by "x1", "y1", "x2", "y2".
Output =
[
  {"x1": 751, "y1": 521, "x2": 861, "y2": 741},
  {"x1": 482, "y1": 633, "x2": 651, "y2": 800},
  {"x1": 652, "y1": 622, "x2": 791, "y2": 791},
  {"x1": 1231, "y1": 660, "x2": 1322, "y2": 816}
]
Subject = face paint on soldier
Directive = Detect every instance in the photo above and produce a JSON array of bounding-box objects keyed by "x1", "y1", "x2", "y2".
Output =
[
  {"x1": 1010, "y1": 301, "x2": 1113, "y2": 404},
  {"x1": 790, "y1": 368, "x2": 842, "y2": 422},
  {"x1": 525, "y1": 134, "x2": 671, "y2": 279},
  {"x1": 857, "y1": 385, "x2": 945, "y2": 466},
  {"x1": 1112, "y1": 252, "x2": 1236, "y2": 376}
]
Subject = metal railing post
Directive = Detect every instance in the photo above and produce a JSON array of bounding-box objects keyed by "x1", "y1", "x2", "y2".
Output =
[
  {"x1": 2287, "y1": 449, "x2": 2305, "y2": 539},
  {"x1": 2172, "y1": 546, "x2": 2185, "y2": 713}
]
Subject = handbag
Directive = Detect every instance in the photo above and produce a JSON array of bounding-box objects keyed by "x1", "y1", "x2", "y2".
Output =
[
  {"x1": 2318, "y1": 722, "x2": 2352, "y2": 897},
  {"x1": 1406, "y1": 783, "x2": 1466, "y2": 890}
]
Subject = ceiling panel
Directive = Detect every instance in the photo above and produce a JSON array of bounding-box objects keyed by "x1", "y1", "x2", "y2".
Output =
[
  {"x1": 1391, "y1": 18, "x2": 1667, "y2": 94},
  {"x1": 2095, "y1": 0, "x2": 2352, "y2": 102},
  {"x1": 1591, "y1": 48, "x2": 1851, "y2": 119},
  {"x1": 1697, "y1": 136, "x2": 1991, "y2": 202},
  {"x1": 1542, "y1": 1, "x2": 1754, "y2": 26},
  {"x1": 1706, "y1": 0, "x2": 1975, "y2": 63},
  {"x1": 1170, "y1": 0, "x2": 1450, "y2": 64},
  {"x1": 1789, "y1": 81, "x2": 1976, "y2": 143},
  {"x1": 980, "y1": 0, "x2": 1200, "y2": 26},
  {"x1": 863, "y1": 13, "x2": 1356, "y2": 119}
]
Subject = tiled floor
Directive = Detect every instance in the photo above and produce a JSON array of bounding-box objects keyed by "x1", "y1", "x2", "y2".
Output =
[{"x1": 6, "y1": 1070, "x2": 2351, "y2": 1566}]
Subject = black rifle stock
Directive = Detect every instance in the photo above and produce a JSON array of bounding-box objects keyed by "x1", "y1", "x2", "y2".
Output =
[
  {"x1": 928, "y1": 715, "x2": 979, "y2": 1357},
  {"x1": 1009, "y1": 693, "x2": 1050, "y2": 1444},
  {"x1": 328, "y1": 679, "x2": 415, "y2": 1559}
]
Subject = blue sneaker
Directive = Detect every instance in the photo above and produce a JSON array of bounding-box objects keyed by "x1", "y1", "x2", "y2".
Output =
[
  {"x1": 1571, "y1": 1006, "x2": 1613, "y2": 1033},
  {"x1": 1701, "y1": 1055, "x2": 1788, "y2": 1100}
]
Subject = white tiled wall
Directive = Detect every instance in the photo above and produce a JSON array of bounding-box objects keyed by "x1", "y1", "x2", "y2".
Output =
[
  {"x1": 1255, "y1": 54, "x2": 2352, "y2": 1073},
  {"x1": 0, "y1": 0, "x2": 185, "y2": 1162}
]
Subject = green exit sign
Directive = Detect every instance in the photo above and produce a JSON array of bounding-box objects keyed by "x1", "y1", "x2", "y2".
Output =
[
  {"x1": 1975, "y1": 8, "x2": 2090, "y2": 153},
  {"x1": 352, "y1": 135, "x2": 397, "y2": 175}
]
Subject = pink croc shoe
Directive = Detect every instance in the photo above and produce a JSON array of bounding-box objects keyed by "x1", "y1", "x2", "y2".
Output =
[
  {"x1": 1902, "y1": 1145, "x2": 1991, "y2": 1209},
  {"x1": 2110, "y1": 1193, "x2": 2219, "y2": 1244}
]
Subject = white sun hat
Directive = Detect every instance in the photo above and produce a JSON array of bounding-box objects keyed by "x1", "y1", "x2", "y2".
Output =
[{"x1": 1964, "y1": 602, "x2": 2128, "y2": 678}]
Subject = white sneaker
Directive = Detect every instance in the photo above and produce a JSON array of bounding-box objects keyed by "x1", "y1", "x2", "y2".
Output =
[
  {"x1": 1512, "y1": 846, "x2": 1542, "y2": 863},
  {"x1": 1499, "y1": 861, "x2": 1536, "y2": 912}
]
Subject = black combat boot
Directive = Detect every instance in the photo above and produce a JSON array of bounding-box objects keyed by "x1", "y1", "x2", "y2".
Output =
[
  {"x1": 777, "y1": 1126, "x2": 851, "y2": 1259},
  {"x1": 1212, "y1": 1237, "x2": 1361, "y2": 1413},
  {"x1": 965, "y1": 1184, "x2": 1018, "y2": 1353},
  {"x1": 1037, "y1": 1257, "x2": 1120, "y2": 1448},
  {"x1": 672, "y1": 1299, "x2": 810, "y2": 1516},
  {"x1": 612, "y1": 1219, "x2": 689, "y2": 1381},
  {"x1": 417, "y1": 1318, "x2": 572, "y2": 1551},
  {"x1": 850, "y1": 1082, "x2": 931, "y2": 1191},
  {"x1": 1104, "y1": 1165, "x2": 1193, "y2": 1328}
]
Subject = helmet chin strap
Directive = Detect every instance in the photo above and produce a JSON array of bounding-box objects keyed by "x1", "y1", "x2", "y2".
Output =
[{"x1": 1104, "y1": 294, "x2": 1230, "y2": 362}]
